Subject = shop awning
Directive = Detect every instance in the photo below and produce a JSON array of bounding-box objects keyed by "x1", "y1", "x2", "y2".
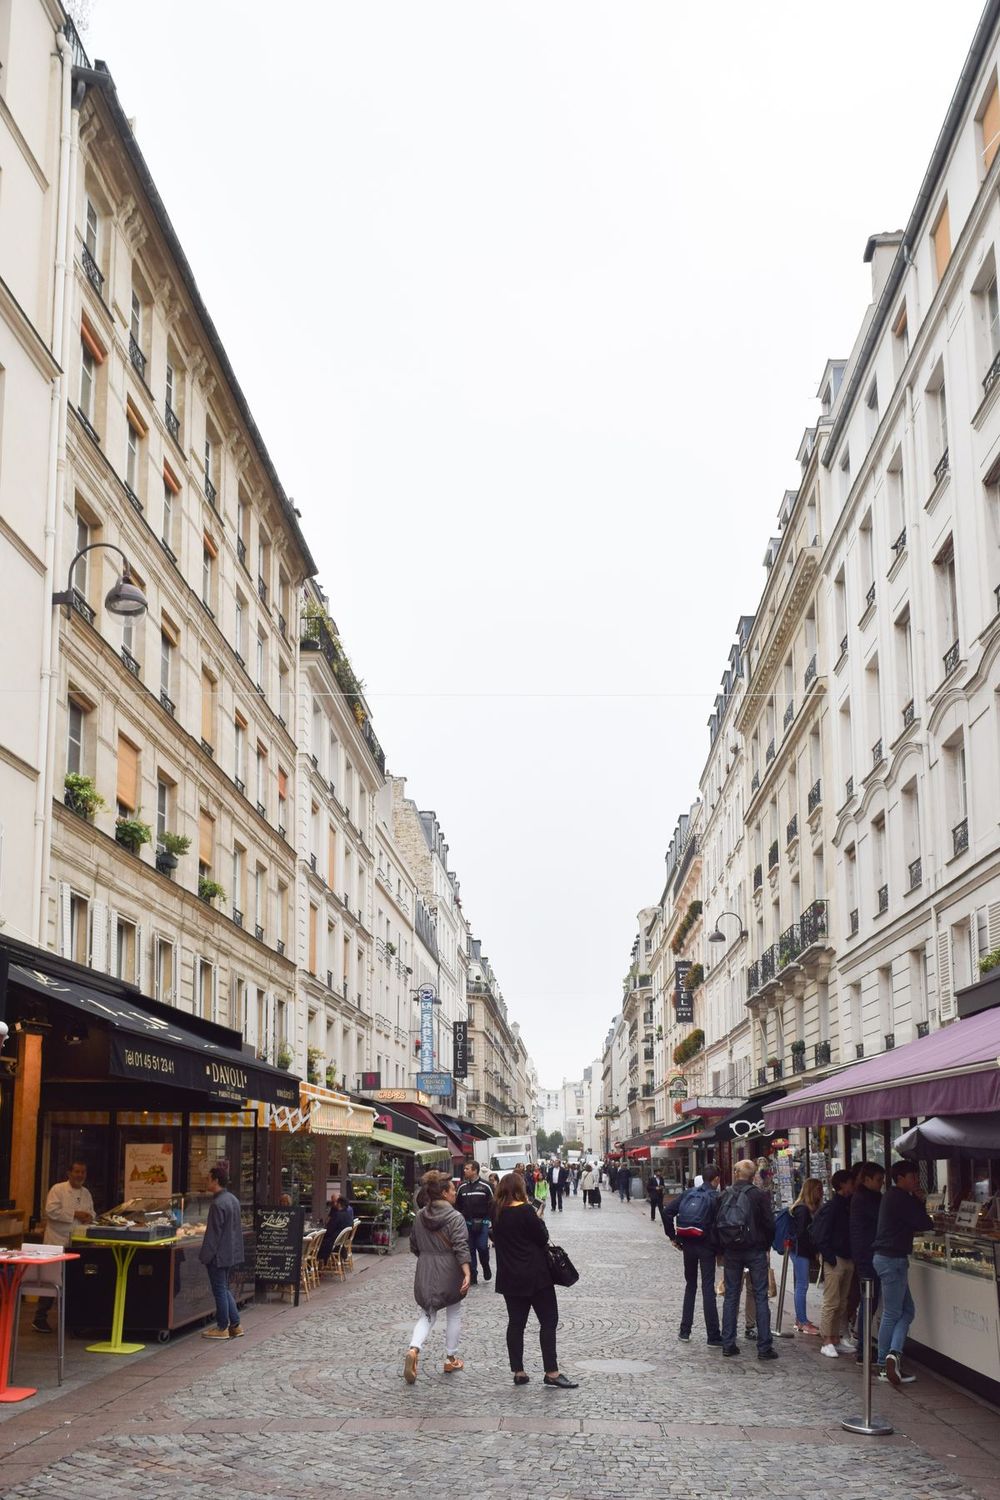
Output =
[
  {"x1": 392, "y1": 1102, "x2": 467, "y2": 1159},
  {"x1": 302, "y1": 1083, "x2": 377, "y2": 1137},
  {"x1": 763, "y1": 1009, "x2": 1000, "y2": 1130},
  {"x1": 697, "y1": 1091, "x2": 786, "y2": 1145},
  {"x1": 370, "y1": 1125, "x2": 449, "y2": 1159},
  {"x1": 658, "y1": 1116, "x2": 703, "y2": 1144},
  {"x1": 628, "y1": 1146, "x2": 651, "y2": 1159},
  {"x1": 11, "y1": 963, "x2": 299, "y2": 1108},
  {"x1": 893, "y1": 1115, "x2": 1000, "y2": 1160}
]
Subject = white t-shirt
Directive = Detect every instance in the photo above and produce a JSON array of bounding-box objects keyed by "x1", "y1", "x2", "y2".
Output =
[{"x1": 43, "y1": 1180, "x2": 95, "y2": 1246}]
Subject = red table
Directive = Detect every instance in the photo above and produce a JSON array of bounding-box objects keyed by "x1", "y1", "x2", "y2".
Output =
[{"x1": 0, "y1": 1253, "x2": 79, "y2": 1402}]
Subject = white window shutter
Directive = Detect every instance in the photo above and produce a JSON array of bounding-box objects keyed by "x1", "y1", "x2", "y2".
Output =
[
  {"x1": 211, "y1": 965, "x2": 219, "y2": 1024},
  {"x1": 170, "y1": 941, "x2": 179, "y2": 1005},
  {"x1": 59, "y1": 884, "x2": 72, "y2": 959},
  {"x1": 245, "y1": 984, "x2": 258, "y2": 1049},
  {"x1": 265, "y1": 990, "x2": 275, "y2": 1060},
  {"x1": 136, "y1": 925, "x2": 146, "y2": 993},
  {"x1": 937, "y1": 932, "x2": 955, "y2": 1022},
  {"x1": 193, "y1": 955, "x2": 201, "y2": 1018},
  {"x1": 109, "y1": 909, "x2": 120, "y2": 976},
  {"x1": 90, "y1": 900, "x2": 108, "y2": 971},
  {"x1": 988, "y1": 902, "x2": 1000, "y2": 953}
]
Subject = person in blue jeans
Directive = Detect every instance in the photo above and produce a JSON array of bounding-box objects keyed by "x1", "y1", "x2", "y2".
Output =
[
  {"x1": 789, "y1": 1176, "x2": 823, "y2": 1333},
  {"x1": 455, "y1": 1161, "x2": 494, "y2": 1284},
  {"x1": 718, "y1": 1159, "x2": 778, "y2": 1360},
  {"x1": 871, "y1": 1159, "x2": 933, "y2": 1385},
  {"x1": 662, "y1": 1166, "x2": 723, "y2": 1345},
  {"x1": 198, "y1": 1165, "x2": 245, "y2": 1339}
]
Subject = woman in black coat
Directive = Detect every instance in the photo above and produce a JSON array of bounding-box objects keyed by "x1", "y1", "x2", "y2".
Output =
[{"x1": 491, "y1": 1172, "x2": 578, "y2": 1388}]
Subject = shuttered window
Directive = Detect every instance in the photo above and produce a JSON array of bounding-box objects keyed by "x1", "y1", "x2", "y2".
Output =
[
  {"x1": 308, "y1": 904, "x2": 318, "y2": 974},
  {"x1": 277, "y1": 767, "x2": 288, "y2": 799},
  {"x1": 116, "y1": 735, "x2": 139, "y2": 812},
  {"x1": 328, "y1": 825, "x2": 336, "y2": 884},
  {"x1": 932, "y1": 201, "x2": 951, "y2": 284},
  {"x1": 201, "y1": 670, "x2": 215, "y2": 747},
  {"x1": 983, "y1": 78, "x2": 1000, "y2": 173},
  {"x1": 199, "y1": 809, "x2": 215, "y2": 869}
]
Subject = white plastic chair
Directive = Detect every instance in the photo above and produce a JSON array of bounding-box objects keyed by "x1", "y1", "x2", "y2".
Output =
[{"x1": 11, "y1": 1260, "x2": 67, "y2": 1386}]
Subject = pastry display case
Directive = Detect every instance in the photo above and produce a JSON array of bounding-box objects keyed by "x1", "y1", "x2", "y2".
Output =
[{"x1": 908, "y1": 1229, "x2": 1000, "y2": 1392}]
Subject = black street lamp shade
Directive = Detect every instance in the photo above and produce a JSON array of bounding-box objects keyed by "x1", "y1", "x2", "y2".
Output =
[{"x1": 105, "y1": 574, "x2": 147, "y2": 617}]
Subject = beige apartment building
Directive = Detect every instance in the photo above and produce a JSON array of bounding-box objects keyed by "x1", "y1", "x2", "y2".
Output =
[{"x1": 48, "y1": 50, "x2": 314, "y2": 1053}]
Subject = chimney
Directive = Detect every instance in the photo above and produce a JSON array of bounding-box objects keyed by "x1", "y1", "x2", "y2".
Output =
[{"x1": 863, "y1": 231, "x2": 905, "y2": 302}]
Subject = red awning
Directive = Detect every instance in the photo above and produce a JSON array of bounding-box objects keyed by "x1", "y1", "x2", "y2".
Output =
[
  {"x1": 628, "y1": 1146, "x2": 651, "y2": 1160},
  {"x1": 659, "y1": 1130, "x2": 703, "y2": 1146},
  {"x1": 392, "y1": 1103, "x2": 466, "y2": 1160}
]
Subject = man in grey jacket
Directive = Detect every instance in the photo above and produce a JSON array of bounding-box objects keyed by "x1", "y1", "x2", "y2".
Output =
[{"x1": 199, "y1": 1166, "x2": 245, "y2": 1340}]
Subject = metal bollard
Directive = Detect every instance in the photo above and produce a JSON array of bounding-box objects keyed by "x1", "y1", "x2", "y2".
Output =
[
  {"x1": 772, "y1": 1241, "x2": 794, "y2": 1337},
  {"x1": 841, "y1": 1278, "x2": 893, "y2": 1436}
]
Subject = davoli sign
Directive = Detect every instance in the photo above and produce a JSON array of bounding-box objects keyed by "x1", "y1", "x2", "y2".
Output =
[{"x1": 109, "y1": 1036, "x2": 295, "y2": 1106}]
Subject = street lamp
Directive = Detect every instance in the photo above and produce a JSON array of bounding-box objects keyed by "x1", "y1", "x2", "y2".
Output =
[
  {"x1": 53, "y1": 542, "x2": 148, "y2": 618},
  {"x1": 707, "y1": 911, "x2": 748, "y2": 945},
  {"x1": 594, "y1": 1104, "x2": 620, "y2": 1159}
]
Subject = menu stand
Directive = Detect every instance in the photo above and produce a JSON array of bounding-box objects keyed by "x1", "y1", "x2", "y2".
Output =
[
  {"x1": 76, "y1": 1236, "x2": 175, "y2": 1355},
  {"x1": 0, "y1": 1254, "x2": 79, "y2": 1402}
]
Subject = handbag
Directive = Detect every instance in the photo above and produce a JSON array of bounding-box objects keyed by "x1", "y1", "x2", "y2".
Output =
[{"x1": 546, "y1": 1242, "x2": 579, "y2": 1288}]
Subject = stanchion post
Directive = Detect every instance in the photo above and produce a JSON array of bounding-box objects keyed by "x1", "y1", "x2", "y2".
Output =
[
  {"x1": 841, "y1": 1277, "x2": 893, "y2": 1436},
  {"x1": 773, "y1": 1241, "x2": 794, "y2": 1337}
]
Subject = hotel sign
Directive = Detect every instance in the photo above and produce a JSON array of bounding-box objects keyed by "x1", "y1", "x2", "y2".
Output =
[{"x1": 674, "y1": 961, "x2": 694, "y2": 1024}]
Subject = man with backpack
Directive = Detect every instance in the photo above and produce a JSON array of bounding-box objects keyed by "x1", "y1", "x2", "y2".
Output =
[
  {"x1": 662, "y1": 1165, "x2": 723, "y2": 1346},
  {"x1": 716, "y1": 1158, "x2": 777, "y2": 1360}
]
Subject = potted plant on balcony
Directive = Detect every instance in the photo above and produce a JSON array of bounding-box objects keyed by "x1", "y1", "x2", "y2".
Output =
[
  {"x1": 325, "y1": 1064, "x2": 337, "y2": 1088},
  {"x1": 276, "y1": 1043, "x2": 293, "y2": 1071},
  {"x1": 766, "y1": 1055, "x2": 780, "y2": 1068},
  {"x1": 307, "y1": 1046, "x2": 323, "y2": 1085},
  {"x1": 978, "y1": 948, "x2": 1000, "y2": 978},
  {"x1": 790, "y1": 1039, "x2": 806, "y2": 1056},
  {"x1": 385, "y1": 940, "x2": 396, "y2": 957},
  {"x1": 156, "y1": 831, "x2": 191, "y2": 875},
  {"x1": 64, "y1": 772, "x2": 104, "y2": 820},
  {"x1": 198, "y1": 876, "x2": 226, "y2": 905},
  {"x1": 115, "y1": 812, "x2": 152, "y2": 854}
]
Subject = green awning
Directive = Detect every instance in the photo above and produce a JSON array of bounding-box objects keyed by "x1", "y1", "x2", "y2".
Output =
[
  {"x1": 370, "y1": 1125, "x2": 449, "y2": 1159},
  {"x1": 659, "y1": 1116, "x2": 703, "y2": 1141}
]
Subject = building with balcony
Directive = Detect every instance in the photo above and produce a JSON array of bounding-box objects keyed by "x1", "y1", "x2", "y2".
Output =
[
  {"x1": 463, "y1": 940, "x2": 522, "y2": 1136},
  {"x1": 49, "y1": 44, "x2": 315, "y2": 1068}
]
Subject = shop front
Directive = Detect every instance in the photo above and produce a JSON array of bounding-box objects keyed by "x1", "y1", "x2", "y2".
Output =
[
  {"x1": 689, "y1": 1091, "x2": 787, "y2": 1184},
  {"x1": 763, "y1": 1008, "x2": 1000, "y2": 1401}
]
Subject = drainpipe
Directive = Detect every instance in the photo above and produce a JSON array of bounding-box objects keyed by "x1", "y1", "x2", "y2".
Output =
[{"x1": 31, "y1": 30, "x2": 77, "y2": 945}]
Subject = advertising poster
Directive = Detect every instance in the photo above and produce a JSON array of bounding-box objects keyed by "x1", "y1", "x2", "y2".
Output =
[{"x1": 124, "y1": 1141, "x2": 174, "y2": 1203}]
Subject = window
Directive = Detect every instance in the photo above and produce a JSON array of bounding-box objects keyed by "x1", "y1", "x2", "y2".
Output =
[
  {"x1": 894, "y1": 606, "x2": 913, "y2": 715},
  {"x1": 202, "y1": 532, "x2": 218, "y2": 613},
  {"x1": 197, "y1": 958, "x2": 214, "y2": 1020},
  {"x1": 902, "y1": 778, "x2": 920, "y2": 887},
  {"x1": 156, "y1": 776, "x2": 171, "y2": 846},
  {"x1": 125, "y1": 400, "x2": 146, "y2": 498},
  {"x1": 277, "y1": 766, "x2": 288, "y2": 832},
  {"x1": 114, "y1": 917, "x2": 137, "y2": 982},
  {"x1": 200, "y1": 669, "x2": 216, "y2": 750},
  {"x1": 116, "y1": 735, "x2": 139, "y2": 816},
  {"x1": 130, "y1": 289, "x2": 141, "y2": 344},
  {"x1": 277, "y1": 880, "x2": 288, "y2": 947},
  {"x1": 943, "y1": 733, "x2": 968, "y2": 844},
  {"x1": 84, "y1": 195, "x2": 98, "y2": 259},
  {"x1": 160, "y1": 628, "x2": 173, "y2": 702},
  {"x1": 162, "y1": 463, "x2": 179, "y2": 553},
  {"x1": 932, "y1": 200, "x2": 951, "y2": 285},
  {"x1": 865, "y1": 379, "x2": 879, "y2": 440},
  {"x1": 69, "y1": 893, "x2": 89, "y2": 965},
  {"x1": 308, "y1": 904, "x2": 318, "y2": 974},
  {"x1": 232, "y1": 845, "x2": 245, "y2": 916},
  {"x1": 256, "y1": 629, "x2": 266, "y2": 690},
  {"x1": 279, "y1": 662, "x2": 291, "y2": 724},
  {"x1": 886, "y1": 449, "x2": 905, "y2": 546},
  {"x1": 255, "y1": 742, "x2": 267, "y2": 810},
  {"x1": 979, "y1": 74, "x2": 1000, "y2": 175},
  {"x1": 254, "y1": 865, "x2": 265, "y2": 933},
  {"x1": 257, "y1": 531, "x2": 270, "y2": 601},
  {"x1": 198, "y1": 809, "x2": 215, "y2": 877},
  {"x1": 154, "y1": 935, "x2": 174, "y2": 1003},
  {"x1": 204, "y1": 433, "x2": 213, "y2": 486},
  {"x1": 934, "y1": 538, "x2": 959, "y2": 667},
  {"x1": 67, "y1": 700, "x2": 84, "y2": 774},
  {"x1": 80, "y1": 341, "x2": 96, "y2": 422},
  {"x1": 235, "y1": 594, "x2": 245, "y2": 660},
  {"x1": 234, "y1": 715, "x2": 247, "y2": 786}
]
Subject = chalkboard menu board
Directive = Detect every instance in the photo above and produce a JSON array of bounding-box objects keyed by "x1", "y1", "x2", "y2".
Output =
[{"x1": 253, "y1": 1206, "x2": 305, "y2": 1305}]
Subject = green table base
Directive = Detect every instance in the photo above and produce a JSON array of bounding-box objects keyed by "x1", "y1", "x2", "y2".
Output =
[{"x1": 74, "y1": 1236, "x2": 176, "y2": 1355}]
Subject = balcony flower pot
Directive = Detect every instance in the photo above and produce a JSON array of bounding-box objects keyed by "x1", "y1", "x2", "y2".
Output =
[
  {"x1": 64, "y1": 773, "x2": 104, "y2": 820},
  {"x1": 155, "y1": 848, "x2": 178, "y2": 874},
  {"x1": 276, "y1": 1045, "x2": 293, "y2": 1071},
  {"x1": 115, "y1": 815, "x2": 152, "y2": 854},
  {"x1": 198, "y1": 877, "x2": 226, "y2": 905}
]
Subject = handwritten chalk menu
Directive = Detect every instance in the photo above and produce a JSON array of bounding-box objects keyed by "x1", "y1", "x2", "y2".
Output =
[{"x1": 253, "y1": 1207, "x2": 305, "y2": 1304}]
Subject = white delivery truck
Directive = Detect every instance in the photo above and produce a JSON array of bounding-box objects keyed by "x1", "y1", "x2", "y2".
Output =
[{"x1": 474, "y1": 1134, "x2": 537, "y2": 1173}]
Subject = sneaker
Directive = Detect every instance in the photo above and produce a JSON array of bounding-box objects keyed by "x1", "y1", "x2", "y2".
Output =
[
  {"x1": 884, "y1": 1351, "x2": 901, "y2": 1387},
  {"x1": 201, "y1": 1327, "x2": 231, "y2": 1340},
  {"x1": 837, "y1": 1337, "x2": 857, "y2": 1352},
  {"x1": 403, "y1": 1347, "x2": 419, "y2": 1384},
  {"x1": 707, "y1": 1338, "x2": 724, "y2": 1347},
  {"x1": 758, "y1": 1347, "x2": 779, "y2": 1361},
  {"x1": 722, "y1": 1344, "x2": 740, "y2": 1357},
  {"x1": 482, "y1": 1269, "x2": 492, "y2": 1280},
  {"x1": 820, "y1": 1343, "x2": 839, "y2": 1358},
  {"x1": 744, "y1": 1325, "x2": 757, "y2": 1339},
  {"x1": 677, "y1": 1332, "x2": 691, "y2": 1342},
  {"x1": 228, "y1": 1325, "x2": 244, "y2": 1338},
  {"x1": 31, "y1": 1320, "x2": 51, "y2": 1334}
]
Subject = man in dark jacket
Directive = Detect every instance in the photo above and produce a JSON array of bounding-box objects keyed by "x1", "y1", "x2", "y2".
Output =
[
  {"x1": 718, "y1": 1159, "x2": 777, "y2": 1360},
  {"x1": 662, "y1": 1166, "x2": 722, "y2": 1346},
  {"x1": 872, "y1": 1158, "x2": 934, "y2": 1385},
  {"x1": 849, "y1": 1161, "x2": 885, "y2": 1364},
  {"x1": 646, "y1": 1170, "x2": 664, "y2": 1222},
  {"x1": 547, "y1": 1160, "x2": 567, "y2": 1213},
  {"x1": 456, "y1": 1162, "x2": 494, "y2": 1283},
  {"x1": 816, "y1": 1169, "x2": 855, "y2": 1358},
  {"x1": 199, "y1": 1166, "x2": 245, "y2": 1339}
]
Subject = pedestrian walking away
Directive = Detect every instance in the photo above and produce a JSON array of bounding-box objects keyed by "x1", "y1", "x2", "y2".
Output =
[
  {"x1": 547, "y1": 1159, "x2": 567, "y2": 1213},
  {"x1": 662, "y1": 1165, "x2": 723, "y2": 1346},
  {"x1": 617, "y1": 1166, "x2": 630, "y2": 1202},
  {"x1": 716, "y1": 1158, "x2": 778, "y2": 1360},
  {"x1": 491, "y1": 1171, "x2": 578, "y2": 1388},
  {"x1": 849, "y1": 1161, "x2": 886, "y2": 1364},
  {"x1": 570, "y1": 1162, "x2": 580, "y2": 1195},
  {"x1": 198, "y1": 1166, "x2": 245, "y2": 1340},
  {"x1": 813, "y1": 1170, "x2": 856, "y2": 1358},
  {"x1": 580, "y1": 1162, "x2": 598, "y2": 1207},
  {"x1": 788, "y1": 1177, "x2": 822, "y2": 1335},
  {"x1": 646, "y1": 1169, "x2": 664, "y2": 1223},
  {"x1": 871, "y1": 1158, "x2": 933, "y2": 1386},
  {"x1": 404, "y1": 1170, "x2": 471, "y2": 1384},
  {"x1": 456, "y1": 1160, "x2": 494, "y2": 1285}
]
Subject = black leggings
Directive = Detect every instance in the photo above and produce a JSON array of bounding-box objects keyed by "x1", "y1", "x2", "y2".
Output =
[{"x1": 503, "y1": 1286, "x2": 559, "y2": 1372}]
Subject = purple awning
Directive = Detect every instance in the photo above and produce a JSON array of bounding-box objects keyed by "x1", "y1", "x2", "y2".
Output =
[{"x1": 762, "y1": 1009, "x2": 1000, "y2": 1130}]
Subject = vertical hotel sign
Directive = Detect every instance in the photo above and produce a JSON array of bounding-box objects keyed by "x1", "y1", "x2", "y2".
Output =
[
  {"x1": 674, "y1": 961, "x2": 694, "y2": 1024},
  {"x1": 453, "y1": 1020, "x2": 468, "y2": 1078},
  {"x1": 419, "y1": 984, "x2": 436, "y2": 1071}
]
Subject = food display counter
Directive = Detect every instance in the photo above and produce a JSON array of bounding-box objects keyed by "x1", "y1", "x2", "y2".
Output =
[{"x1": 908, "y1": 1230, "x2": 1000, "y2": 1399}]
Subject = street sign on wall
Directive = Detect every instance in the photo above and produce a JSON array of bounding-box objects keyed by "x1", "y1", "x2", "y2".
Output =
[
  {"x1": 416, "y1": 1071, "x2": 454, "y2": 1096},
  {"x1": 453, "y1": 1021, "x2": 468, "y2": 1078}
]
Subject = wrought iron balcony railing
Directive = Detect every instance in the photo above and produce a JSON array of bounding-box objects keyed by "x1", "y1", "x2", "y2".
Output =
[
  {"x1": 953, "y1": 817, "x2": 969, "y2": 857},
  {"x1": 866, "y1": 581, "x2": 876, "y2": 610},
  {"x1": 121, "y1": 647, "x2": 140, "y2": 678},
  {"x1": 944, "y1": 640, "x2": 960, "y2": 677},
  {"x1": 985, "y1": 350, "x2": 1000, "y2": 395},
  {"x1": 908, "y1": 857, "x2": 922, "y2": 891},
  {"x1": 751, "y1": 769, "x2": 760, "y2": 793},
  {"x1": 891, "y1": 527, "x2": 907, "y2": 559},
  {"x1": 934, "y1": 448, "x2": 950, "y2": 485},
  {"x1": 902, "y1": 699, "x2": 915, "y2": 729},
  {"x1": 204, "y1": 474, "x2": 218, "y2": 507},
  {"x1": 849, "y1": 908, "x2": 859, "y2": 936},
  {"x1": 872, "y1": 738, "x2": 883, "y2": 767},
  {"x1": 753, "y1": 862, "x2": 763, "y2": 891},
  {"x1": 808, "y1": 778, "x2": 821, "y2": 813},
  {"x1": 768, "y1": 840, "x2": 779, "y2": 870},
  {"x1": 786, "y1": 814, "x2": 797, "y2": 844},
  {"x1": 877, "y1": 884, "x2": 889, "y2": 914},
  {"x1": 804, "y1": 653, "x2": 817, "y2": 690},
  {"x1": 815, "y1": 1040, "x2": 831, "y2": 1067},
  {"x1": 766, "y1": 738, "x2": 775, "y2": 764},
  {"x1": 165, "y1": 402, "x2": 180, "y2": 442},
  {"x1": 799, "y1": 898, "x2": 828, "y2": 950},
  {"x1": 783, "y1": 701, "x2": 794, "y2": 729},
  {"x1": 81, "y1": 245, "x2": 104, "y2": 294},
  {"x1": 129, "y1": 334, "x2": 146, "y2": 379}
]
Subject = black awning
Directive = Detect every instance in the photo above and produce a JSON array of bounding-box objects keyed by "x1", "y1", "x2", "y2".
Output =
[
  {"x1": 11, "y1": 964, "x2": 299, "y2": 1108},
  {"x1": 707, "y1": 1090, "x2": 786, "y2": 1144}
]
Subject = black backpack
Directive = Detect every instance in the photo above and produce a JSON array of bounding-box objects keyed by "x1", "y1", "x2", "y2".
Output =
[{"x1": 715, "y1": 1185, "x2": 756, "y2": 1248}]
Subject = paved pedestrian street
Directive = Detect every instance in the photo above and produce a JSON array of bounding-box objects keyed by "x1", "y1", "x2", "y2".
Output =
[{"x1": 2, "y1": 1194, "x2": 999, "y2": 1500}]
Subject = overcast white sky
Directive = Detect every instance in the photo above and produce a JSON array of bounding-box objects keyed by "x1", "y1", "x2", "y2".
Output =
[{"x1": 84, "y1": 0, "x2": 982, "y2": 1087}]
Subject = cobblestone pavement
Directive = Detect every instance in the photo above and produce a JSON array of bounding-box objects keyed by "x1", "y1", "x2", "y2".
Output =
[{"x1": 2, "y1": 1191, "x2": 1000, "y2": 1498}]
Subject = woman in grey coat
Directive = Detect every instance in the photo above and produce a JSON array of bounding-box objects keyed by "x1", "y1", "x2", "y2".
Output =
[{"x1": 404, "y1": 1170, "x2": 471, "y2": 1383}]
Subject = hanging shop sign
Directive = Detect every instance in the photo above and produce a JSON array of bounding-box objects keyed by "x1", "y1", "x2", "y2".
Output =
[
  {"x1": 360, "y1": 1071, "x2": 381, "y2": 1090},
  {"x1": 416, "y1": 1071, "x2": 454, "y2": 1097},
  {"x1": 419, "y1": 984, "x2": 437, "y2": 1070},
  {"x1": 453, "y1": 1021, "x2": 468, "y2": 1078},
  {"x1": 674, "y1": 961, "x2": 694, "y2": 1024}
]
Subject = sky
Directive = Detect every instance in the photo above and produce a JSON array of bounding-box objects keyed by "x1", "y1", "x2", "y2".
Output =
[{"x1": 81, "y1": 0, "x2": 983, "y2": 1087}]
